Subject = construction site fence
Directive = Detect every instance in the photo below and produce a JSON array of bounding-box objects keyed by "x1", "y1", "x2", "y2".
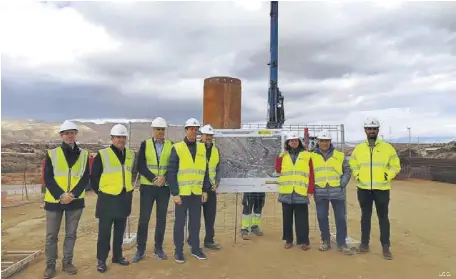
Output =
[{"x1": 395, "y1": 157, "x2": 456, "y2": 184}]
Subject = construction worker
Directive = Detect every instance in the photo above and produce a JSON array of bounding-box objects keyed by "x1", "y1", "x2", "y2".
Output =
[
  {"x1": 132, "y1": 117, "x2": 173, "y2": 262},
  {"x1": 167, "y1": 118, "x2": 210, "y2": 263},
  {"x1": 276, "y1": 131, "x2": 312, "y2": 250},
  {"x1": 187, "y1": 124, "x2": 221, "y2": 250},
  {"x1": 42, "y1": 120, "x2": 90, "y2": 279},
  {"x1": 311, "y1": 130, "x2": 352, "y2": 255},
  {"x1": 349, "y1": 117, "x2": 401, "y2": 260},
  {"x1": 91, "y1": 124, "x2": 136, "y2": 272}
]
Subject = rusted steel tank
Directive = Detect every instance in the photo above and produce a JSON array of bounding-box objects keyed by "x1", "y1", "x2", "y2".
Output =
[{"x1": 203, "y1": 76, "x2": 242, "y2": 129}]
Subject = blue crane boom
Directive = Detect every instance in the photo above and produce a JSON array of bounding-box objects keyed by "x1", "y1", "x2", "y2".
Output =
[{"x1": 266, "y1": 1, "x2": 285, "y2": 129}]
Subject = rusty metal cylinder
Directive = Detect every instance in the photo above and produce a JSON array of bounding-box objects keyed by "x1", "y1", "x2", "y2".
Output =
[{"x1": 203, "y1": 76, "x2": 242, "y2": 129}]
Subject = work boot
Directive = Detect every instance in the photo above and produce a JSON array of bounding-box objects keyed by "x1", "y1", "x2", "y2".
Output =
[
  {"x1": 382, "y1": 246, "x2": 393, "y2": 260},
  {"x1": 62, "y1": 262, "x2": 78, "y2": 275},
  {"x1": 358, "y1": 243, "x2": 370, "y2": 253},
  {"x1": 43, "y1": 264, "x2": 56, "y2": 279},
  {"x1": 300, "y1": 244, "x2": 311, "y2": 251},
  {"x1": 284, "y1": 242, "x2": 293, "y2": 249},
  {"x1": 319, "y1": 241, "x2": 331, "y2": 251},
  {"x1": 240, "y1": 229, "x2": 250, "y2": 240},
  {"x1": 337, "y1": 244, "x2": 354, "y2": 256},
  {"x1": 251, "y1": 226, "x2": 264, "y2": 236},
  {"x1": 204, "y1": 242, "x2": 221, "y2": 250},
  {"x1": 97, "y1": 260, "x2": 107, "y2": 273}
]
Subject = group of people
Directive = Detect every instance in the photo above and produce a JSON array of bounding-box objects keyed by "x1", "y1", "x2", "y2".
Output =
[{"x1": 41, "y1": 116, "x2": 401, "y2": 279}]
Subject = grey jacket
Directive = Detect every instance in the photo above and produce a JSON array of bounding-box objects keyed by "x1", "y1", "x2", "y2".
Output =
[{"x1": 313, "y1": 144, "x2": 351, "y2": 201}]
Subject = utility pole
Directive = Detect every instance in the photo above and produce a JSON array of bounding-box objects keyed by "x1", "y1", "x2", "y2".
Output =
[{"x1": 407, "y1": 127, "x2": 411, "y2": 158}]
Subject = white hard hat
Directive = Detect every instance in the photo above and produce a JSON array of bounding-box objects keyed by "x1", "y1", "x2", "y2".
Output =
[
  {"x1": 110, "y1": 124, "x2": 128, "y2": 137},
  {"x1": 59, "y1": 120, "x2": 78, "y2": 133},
  {"x1": 151, "y1": 117, "x2": 167, "y2": 128},
  {"x1": 285, "y1": 131, "x2": 299, "y2": 141},
  {"x1": 185, "y1": 118, "x2": 201, "y2": 128},
  {"x1": 364, "y1": 117, "x2": 380, "y2": 128},
  {"x1": 317, "y1": 130, "x2": 332, "y2": 140},
  {"x1": 200, "y1": 124, "x2": 215, "y2": 135}
]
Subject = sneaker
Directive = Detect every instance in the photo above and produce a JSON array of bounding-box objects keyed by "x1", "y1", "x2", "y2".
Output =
[
  {"x1": 43, "y1": 263, "x2": 56, "y2": 279},
  {"x1": 191, "y1": 250, "x2": 207, "y2": 260},
  {"x1": 204, "y1": 242, "x2": 221, "y2": 250},
  {"x1": 382, "y1": 246, "x2": 392, "y2": 260},
  {"x1": 284, "y1": 242, "x2": 293, "y2": 249},
  {"x1": 154, "y1": 249, "x2": 168, "y2": 260},
  {"x1": 358, "y1": 243, "x2": 370, "y2": 253},
  {"x1": 337, "y1": 244, "x2": 354, "y2": 255},
  {"x1": 174, "y1": 252, "x2": 185, "y2": 264},
  {"x1": 300, "y1": 244, "x2": 311, "y2": 250},
  {"x1": 319, "y1": 241, "x2": 331, "y2": 251},
  {"x1": 251, "y1": 226, "x2": 264, "y2": 236},
  {"x1": 131, "y1": 250, "x2": 145, "y2": 263}
]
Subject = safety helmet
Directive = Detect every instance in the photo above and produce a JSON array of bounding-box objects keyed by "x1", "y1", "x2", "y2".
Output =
[
  {"x1": 110, "y1": 124, "x2": 128, "y2": 137},
  {"x1": 151, "y1": 117, "x2": 167, "y2": 128},
  {"x1": 285, "y1": 131, "x2": 299, "y2": 141},
  {"x1": 364, "y1": 117, "x2": 380, "y2": 128},
  {"x1": 184, "y1": 118, "x2": 200, "y2": 128},
  {"x1": 317, "y1": 130, "x2": 332, "y2": 140},
  {"x1": 200, "y1": 124, "x2": 215, "y2": 135},
  {"x1": 59, "y1": 120, "x2": 78, "y2": 133}
]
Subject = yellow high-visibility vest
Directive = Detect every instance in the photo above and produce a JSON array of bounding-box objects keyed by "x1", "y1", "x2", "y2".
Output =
[
  {"x1": 349, "y1": 139, "x2": 401, "y2": 190},
  {"x1": 140, "y1": 139, "x2": 173, "y2": 185},
  {"x1": 278, "y1": 151, "x2": 311, "y2": 196},
  {"x1": 98, "y1": 147, "x2": 135, "y2": 195},
  {"x1": 44, "y1": 146, "x2": 89, "y2": 203},
  {"x1": 207, "y1": 145, "x2": 220, "y2": 185},
  {"x1": 311, "y1": 150, "x2": 345, "y2": 188},
  {"x1": 174, "y1": 141, "x2": 207, "y2": 196}
]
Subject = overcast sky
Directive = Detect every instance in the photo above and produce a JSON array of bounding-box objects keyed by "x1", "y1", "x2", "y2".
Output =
[{"x1": 1, "y1": 1, "x2": 456, "y2": 141}]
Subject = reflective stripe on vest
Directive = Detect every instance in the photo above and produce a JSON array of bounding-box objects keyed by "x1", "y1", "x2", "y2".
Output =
[
  {"x1": 349, "y1": 139, "x2": 401, "y2": 190},
  {"x1": 174, "y1": 141, "x2": 207, "y2": 196},
  {"x1": 140, "y1": 139, "x2": 173, "y2": 185},
  {"x1": 278, "y1": 151, "x2": 311, "y2": 196},
  {"x1": 208, "y1": 146, "x2": 220, "y2": 185},
  {"x1": 99, "y1": 147, "x2": 135, "y2": 195},
  {"x1": 44, "y1": 147, "x2": 88, "y2": 203},
  {"x1": 311, "y1": 150, "x2": 344, "y2": 188}
]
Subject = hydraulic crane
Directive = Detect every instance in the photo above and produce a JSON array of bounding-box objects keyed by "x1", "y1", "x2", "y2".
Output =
[{"x1": 266, "y1": 1, "x2": 285, "y2": 129}]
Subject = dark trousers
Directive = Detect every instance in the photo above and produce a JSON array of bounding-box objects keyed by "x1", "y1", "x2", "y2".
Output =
[
  {"x1": 174, "y1": 194, "x2": 202, "y2": 254},
  {"x1": 136, "y1": 186, "x2": 170, "y2": 252},
  {"x1": 97, "y1": 217, "x2": 127, "y2": 261},
  {"x1": 282, "y1": 203, "x2": 309, "y2": 245},
  {"x1": 202, "y1": 191, "x2": 217, "y2": 244},
  {"x1": 315, "y1": 199, "x2": 347, "y2": 246},
  {"x1": 357, "y1": 188, "x2": 391, "y2": 247},
  {"x1": 242, "y1": 193, "x2": 265, "y2": 215}
]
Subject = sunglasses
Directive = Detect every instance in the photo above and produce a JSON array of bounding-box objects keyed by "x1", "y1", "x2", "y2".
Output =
[{"x1": 365, "y1": 128, "x2": 379, "y2": 131}]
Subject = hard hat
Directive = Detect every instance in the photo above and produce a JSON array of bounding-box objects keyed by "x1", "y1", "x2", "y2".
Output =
[
  {"x1": 317, "y1": 130, "x2": 332, "y2": 140},
  {"x1": 285, "y1": 131, "x2": 299, "y2": 141},
  {"x1": 200, "y1": 124, "x2": 215, "y2": 135},
  {"x1": 184, "y1": 118, "x2": 200, "y2": 128},
  {"x1": 59, "y1": 120, "x2": 78, "y2": 133},
  {"x1": 151, "y1": 117, "x2": 167, "y2": 128},
  {"x1": 364, "y1": 117, "x2": 380, "y2": 128},
  {"x1": 110, "y1": 124, "x2": 128, "y2": 137}
]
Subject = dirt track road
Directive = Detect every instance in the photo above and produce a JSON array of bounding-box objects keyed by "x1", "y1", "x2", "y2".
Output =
[{"x1": 2, "y1": 179, "x2": 456, "y2": 279}]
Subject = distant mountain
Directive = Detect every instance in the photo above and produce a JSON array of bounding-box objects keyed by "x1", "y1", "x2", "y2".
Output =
[{"x1": 384, "y1": 137, "x2": 455, "y2": 144}]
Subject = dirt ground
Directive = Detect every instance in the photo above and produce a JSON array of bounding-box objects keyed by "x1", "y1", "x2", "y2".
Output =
[{"x1": 2, "y1": 179, "x2": 456, "y2": 279}]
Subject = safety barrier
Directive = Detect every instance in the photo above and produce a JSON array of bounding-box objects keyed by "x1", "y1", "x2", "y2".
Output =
[{"x1": 396, "y1": 157, "x2": 456, "y2": 184}]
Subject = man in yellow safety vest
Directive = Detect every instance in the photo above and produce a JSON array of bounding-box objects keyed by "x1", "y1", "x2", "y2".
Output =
[
  {"x1": 91, "y1": 124, "x2": 136, "y2": 272},
  {"x1": 167, "y1": 118, "x2": 210, "y2": 263},
  {"x1": 42, "y1": 120, "x2": 90, "y2": 279},
  {"x1": 311, "y1": 130, "x2": 352, "y2": 255},
  {"x1": 349, "y1": 117, "x2": 401, "y2": 260},
  {"x1": 188, "y1": 124, "x2": 221, "y2": 250},
  {"x1": 132, "y1": 117, "x2": 174, "y2": 262}
]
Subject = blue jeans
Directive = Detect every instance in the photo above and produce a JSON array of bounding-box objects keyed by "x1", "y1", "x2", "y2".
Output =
[{"x1": 315, "y1": 199, "x2": 347, "y2": 246}]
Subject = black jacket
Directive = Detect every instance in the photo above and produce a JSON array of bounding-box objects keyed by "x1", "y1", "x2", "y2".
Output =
[
  {"x1": 91, "y1": 144, "x2": 135, "y2": 219},
  {"x1": 44, "y1": 142, "x2": 90, "y2": 211},
  {"x1": 167, "y1": 137, "x2": 211, "y2": 196}
]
